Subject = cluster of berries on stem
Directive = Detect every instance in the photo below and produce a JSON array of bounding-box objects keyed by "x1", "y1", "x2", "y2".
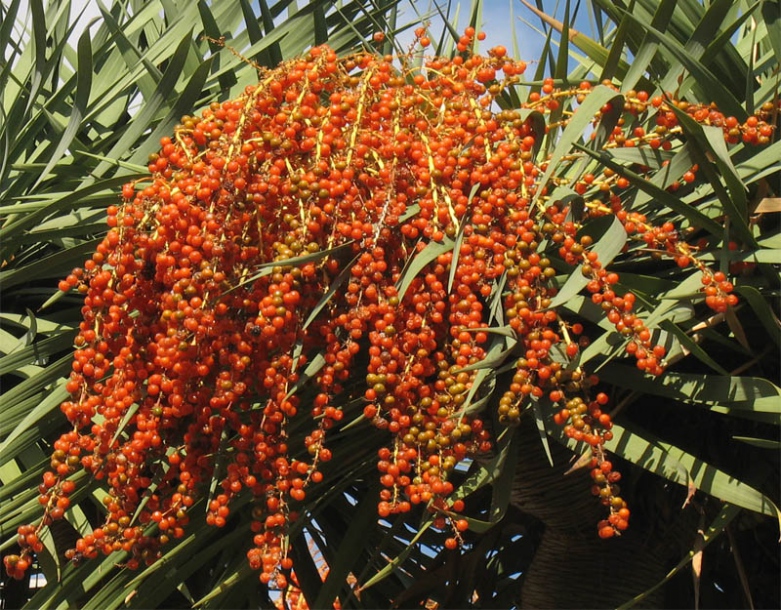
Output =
[{"x1": 8, "y1": 28, "x2": 774, "y2": 593}]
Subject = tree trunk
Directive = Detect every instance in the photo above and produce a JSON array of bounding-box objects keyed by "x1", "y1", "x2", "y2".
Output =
[{"x1": 511, "y1": 419, "x2": 697, "y2": 609}]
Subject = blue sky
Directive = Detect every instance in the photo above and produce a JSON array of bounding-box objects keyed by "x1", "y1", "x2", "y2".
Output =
[{"x1": 397, "y1": 1, "x2": 595, "y2": 67}]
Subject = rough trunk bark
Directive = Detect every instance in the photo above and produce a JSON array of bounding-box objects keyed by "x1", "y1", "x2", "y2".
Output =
[{"x1": 511, "y1": 419, "x2": 697, "y2": 609}]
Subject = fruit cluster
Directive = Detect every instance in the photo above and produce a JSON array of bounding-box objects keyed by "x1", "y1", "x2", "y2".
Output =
[{"x1": 7, "y1": 29, "x2": 774, "y2": 591}]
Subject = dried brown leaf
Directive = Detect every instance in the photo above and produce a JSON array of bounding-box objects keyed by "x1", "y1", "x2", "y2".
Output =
[
  {"x1": 564, "y1": 450, "x2": 593, "y2": 475},
  {"x1": 754, "y1": 197, "x2": 781, "y2": 213},
  {"x1": 726, "y1": 307, "x2": 751, "y2": 351},
  {"x1": 692, "y1": 514, "x2": 705, "y2": 610}
]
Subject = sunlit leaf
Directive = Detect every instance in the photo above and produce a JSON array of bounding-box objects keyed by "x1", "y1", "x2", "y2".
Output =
[{"x1": 396, "y1": 238, "x2": 454, "y2": 302}]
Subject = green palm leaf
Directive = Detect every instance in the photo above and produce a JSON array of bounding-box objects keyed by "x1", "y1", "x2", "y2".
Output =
[{"x1": 1, "y1": 2, "x2": 778, "y2": 609}]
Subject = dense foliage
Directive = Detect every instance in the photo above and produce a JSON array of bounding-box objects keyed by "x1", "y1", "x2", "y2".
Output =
[{"x1": 1, "y1": 1, "x2": 779, "y2": 608}]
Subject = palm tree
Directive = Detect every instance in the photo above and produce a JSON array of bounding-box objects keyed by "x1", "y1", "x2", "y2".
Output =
[{"x1": 1, "y1": 1, "x2": 778, "y2": 608}]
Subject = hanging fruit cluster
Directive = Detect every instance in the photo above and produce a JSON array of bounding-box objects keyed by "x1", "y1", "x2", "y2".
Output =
[{"x1": 6, "y1": 28, "x2": 775, "y2": 588}]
